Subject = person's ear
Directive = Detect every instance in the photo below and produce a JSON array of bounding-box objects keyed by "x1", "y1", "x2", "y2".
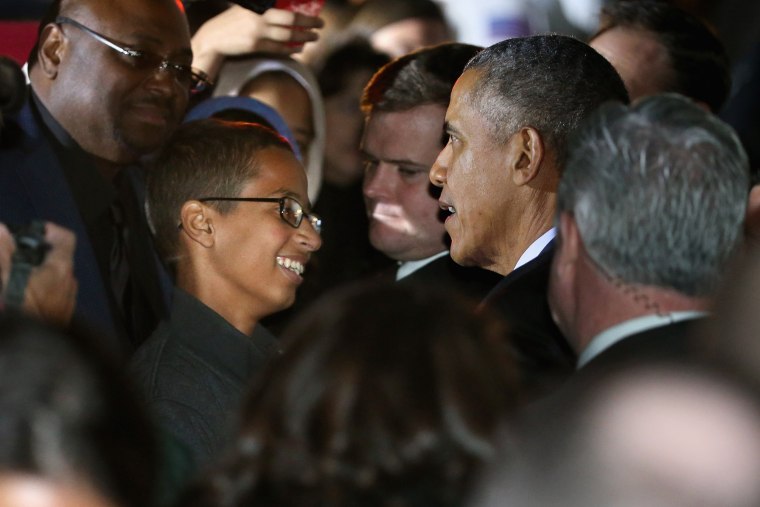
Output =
[
  {"x1": 37, "y1": 23, "x2": 66, "y2": 79},
  {"x1": 550, "y1": 212, "x2": 580, "y2": 322},
  {"x1": 509, "y1": 126, "x2": 544, "y2": 186},
  {"x1": 556, "y1": 211, "x2": 580, "y2": 269},
  {"x1": 745, "y1": 184, "x2": 760, "y2": 242},
  {"x1": 179, "y1": 201, "x2": 215, "y2": 248}
]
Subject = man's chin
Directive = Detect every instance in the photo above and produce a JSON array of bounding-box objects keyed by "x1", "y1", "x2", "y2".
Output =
[
  {"x1": 119, "y1": 132, "x2": 171, "y2": 159},
  {"x1": 449, "y1": 243, "x2": 479, "y2": 269},
  {"x1": 369, "y1": 232, "x2": 412, "y2": 261},
  {"x1": 118, "y1": 118, "x2": 177, "y2": 156}
]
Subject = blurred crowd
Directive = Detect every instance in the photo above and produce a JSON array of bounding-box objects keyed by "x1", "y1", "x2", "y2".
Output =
[{"x1": 1, "y1": 0, "x2": 760, "y2": 506}]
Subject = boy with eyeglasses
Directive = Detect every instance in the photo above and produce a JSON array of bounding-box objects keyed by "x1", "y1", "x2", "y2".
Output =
[{"x1": 130, "y1": 118, "x2": 322, "y2": 472}]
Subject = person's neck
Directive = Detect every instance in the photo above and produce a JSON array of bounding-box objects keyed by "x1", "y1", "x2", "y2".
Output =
[
  {"x1": 177, "y1": 268, "x2": 259, "y2": 336},
  {"x1": 31, "y1": 79, "x2": 134, "y2": 182},
  {"x1": 574, "y1": 277, "x2": 711, "y2": 354},
  {"x1": 492, "y1": 207, "x2": 555, "y2": 276}
]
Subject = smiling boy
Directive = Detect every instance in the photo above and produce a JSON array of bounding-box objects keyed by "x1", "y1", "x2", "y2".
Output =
[{"x1": 129, "y1": 119, "x2": 321, "y2": 469}]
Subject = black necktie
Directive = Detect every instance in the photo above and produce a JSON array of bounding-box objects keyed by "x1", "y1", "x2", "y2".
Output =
[{"x1": 109, "y1": 192, "x2": 133, "y2": 331}]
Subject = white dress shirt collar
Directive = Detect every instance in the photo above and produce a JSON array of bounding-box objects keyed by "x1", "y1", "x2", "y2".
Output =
[
  {"x1": 514, "y1": 228, "x2": 556, "y2": 271},
  {"x1": 396, "y1": 251, "x2": 449, "y2": 281},
  {"x1": 577, "y1": 311, "x2": 708, "y2": 369}
]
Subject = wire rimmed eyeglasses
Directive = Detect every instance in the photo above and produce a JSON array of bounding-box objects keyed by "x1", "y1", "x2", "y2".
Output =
[
  {"x1": 197, "y1": 196, "x2": 322, "y2": 234},
  {"x1": 55, "y1": 16, "x2": 212, "y2": 95}
]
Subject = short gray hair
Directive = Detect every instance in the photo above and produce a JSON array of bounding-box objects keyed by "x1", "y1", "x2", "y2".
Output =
[
  {"x1": 464, "y1": 34, "x2": 629, "y2": 170},
  {"x1": 559, "y1": 94, "x2": 749, "y2": 296}
]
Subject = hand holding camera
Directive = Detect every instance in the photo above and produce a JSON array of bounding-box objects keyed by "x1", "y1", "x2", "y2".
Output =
[{"x1": 0, "y1": 222, "x2": 77, "y2": 325}]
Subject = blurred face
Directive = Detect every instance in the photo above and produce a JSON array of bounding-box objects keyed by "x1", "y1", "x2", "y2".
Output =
[
  {"x1": 208, "y1": 148, "x2": 322, "y2": 321},
  {"x1": 0, "y1": 475, "x2": 115, "y2": 507},
  {"x1": 323, "y1": 68, "x2": 375, "y2": 186},
  {"x1": 243, "y1": 73, "x2": 315, "y2": 166},
  {"x1": 362, "y1": 104, "x2": 448, "y2": 261},
  {"x1": 44, "y1": 0, "x2": 192, "y2": 164},
  {"x1": 590, "y1": 26, "x2": 672, "y2": 101},
  {"x1": 429, "y1": 70, "x2": 516, "y2": 274},
  {"x1": 371, "y1": 18, "x2": 450, "y2": 58}
]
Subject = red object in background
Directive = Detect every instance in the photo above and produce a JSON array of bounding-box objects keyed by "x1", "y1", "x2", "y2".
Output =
[
  {"x1": 0, "y1": 21, "x2": 39, "y2": 65},
  {"x1": 274, "y1": 0, "x2": 324, "y2": 16}
]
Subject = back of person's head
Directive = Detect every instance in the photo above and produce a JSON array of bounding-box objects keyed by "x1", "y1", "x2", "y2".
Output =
[
  {"x1": 362, "y1": 42, "x2": 482, "y2": 117},
  {"x1": 146, "y1": 119, "x2": 292, "y2": 266},
  {"x1": 179, "y1": 281, "x2": 518, "y2": 507},
  {"x1": 464, "y1": 34, "x2": 629, "y2": 170},
  {"x1": 594, "y1": 0, "x2": 731, "y2": 112},
  {"x1": 0, "y1": 312, "x2": 159, "y2": 507},
  {"x1": 470, "y1": 362, "x2": 760, "y2": 507},
  {"x1": 558, "y1": 94, "x2": 749, "y2": 297}
]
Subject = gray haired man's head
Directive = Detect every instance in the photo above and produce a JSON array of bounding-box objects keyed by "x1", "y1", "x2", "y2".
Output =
[{"x1": 558, "y1": 94, "x2": 749, "y2": 297}]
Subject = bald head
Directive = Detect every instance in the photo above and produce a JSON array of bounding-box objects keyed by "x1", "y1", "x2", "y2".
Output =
[{"x1": 30, "y1": 0, "x2": 191, "y2": 165}]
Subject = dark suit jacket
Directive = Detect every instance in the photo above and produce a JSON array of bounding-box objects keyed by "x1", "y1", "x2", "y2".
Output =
[
  {"x1": 577, "y1": 318, "x2": 702, "y2": 382},
  {"x1": 480, "y1": 240, "x2": 576, "y2": 397},
  {"x1": 398, "y1": 254, "x2": 503, "y2": 302},
  {"x1": 0, "y1": 98, "x2": 170, "y2": 355},
  {"x1": 129, "y1": 288, "x2": 280, "y2": 471}
]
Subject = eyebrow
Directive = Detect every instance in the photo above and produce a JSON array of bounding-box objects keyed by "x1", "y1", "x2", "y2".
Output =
[
  {"x1": 443, "y1": 121, "x2": 463, "y2": 139},
  {"x1": 360, "y1": 150, "x2": 429, "y2": 170},
  {"x1": 270, "y1": 188, "x2": 312, "y2": 208}
]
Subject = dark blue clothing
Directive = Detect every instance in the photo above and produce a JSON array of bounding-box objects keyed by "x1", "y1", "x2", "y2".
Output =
[
  {"x1": 481, "y1": 240, "x2": 576, "y2": 397},
  {"x1": 0, "y1": 93, "x2": 171, "y2": 355},
  {"x1": 129, "y1": 288, "x2": 280, "y2": 470}
]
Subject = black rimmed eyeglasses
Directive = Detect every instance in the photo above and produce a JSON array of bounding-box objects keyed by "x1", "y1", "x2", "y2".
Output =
[
  {"x1": 198, "y1": 196, "x2": 322, "y2": 234},
  {"x1": 55, "y1": 16, "x2": 212, "y2": 95}
]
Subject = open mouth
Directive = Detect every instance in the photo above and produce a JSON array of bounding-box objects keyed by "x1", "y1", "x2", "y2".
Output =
[
  {"x1": 439, "y1": 201, "x2": 456, "y2": 216},
  {"x1": 276, "y1": 256, "x2": 305, "y2": 276}
]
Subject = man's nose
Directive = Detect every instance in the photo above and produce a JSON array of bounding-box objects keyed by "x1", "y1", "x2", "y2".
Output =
[
  {"x1": 429, "y1": 145, "x2": 451, "y2": 187},
  {"x1": 363, "y1": 163, "x2": 395, "y2": 199},
  {"x1": 144, "y1": 63, "x2": 186, "y2": 98}
]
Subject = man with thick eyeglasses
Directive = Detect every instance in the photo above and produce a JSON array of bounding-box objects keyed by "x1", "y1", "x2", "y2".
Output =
[
  {"x1": 0, "y1": 0, "x2": 196, "y2": 356},
  {"x1": 130, "y1": 119, "x2": 321, "y2": 472}
]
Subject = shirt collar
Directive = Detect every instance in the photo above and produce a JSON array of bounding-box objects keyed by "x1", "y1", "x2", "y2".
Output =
[
  {"x1": 577, "y1": 311, "x2": 708, "y2": 369},
  {"x1": 169, "y1": 288, "x2": 279, "y2": 381},
  {"x1": 514, "y1": 228, "x2": 556, "y2": 270},
  {"x1": 396, "y1": 251, "x2": 449, "y2": 281}
]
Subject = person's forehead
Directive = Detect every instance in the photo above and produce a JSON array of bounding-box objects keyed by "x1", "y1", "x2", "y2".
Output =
[
  {"x1": 444, "y1": 70, "x2": 490, "y2": 141},
  {"x1": 365, "y1": 105, "x2": 446, "y2": 158},
  {"x1": 72, "y1": 0, "x2": 190, "y2": 48},
  {"x1": 449, "y1": 70, "x2": 482, "y2": 112},
  {"x1": 251, "y1": 148, "x2": 308, "y2": 194}
]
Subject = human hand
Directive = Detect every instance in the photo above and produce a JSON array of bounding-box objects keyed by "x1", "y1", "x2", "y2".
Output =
[
  {"x1": 192, "y1": 5, "x2": 324, "y2": 81},
  {"x1": 0, "y1": 224, "x2": 12, "y2": 300},
  {"x1": 16, "y1": 223, "x2": 78, "y2": 325}
]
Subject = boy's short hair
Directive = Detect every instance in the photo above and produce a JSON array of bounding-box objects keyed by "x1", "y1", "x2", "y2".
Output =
[{"x1": 147, "y1": 119, "x2": 292, "y2": 265}]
